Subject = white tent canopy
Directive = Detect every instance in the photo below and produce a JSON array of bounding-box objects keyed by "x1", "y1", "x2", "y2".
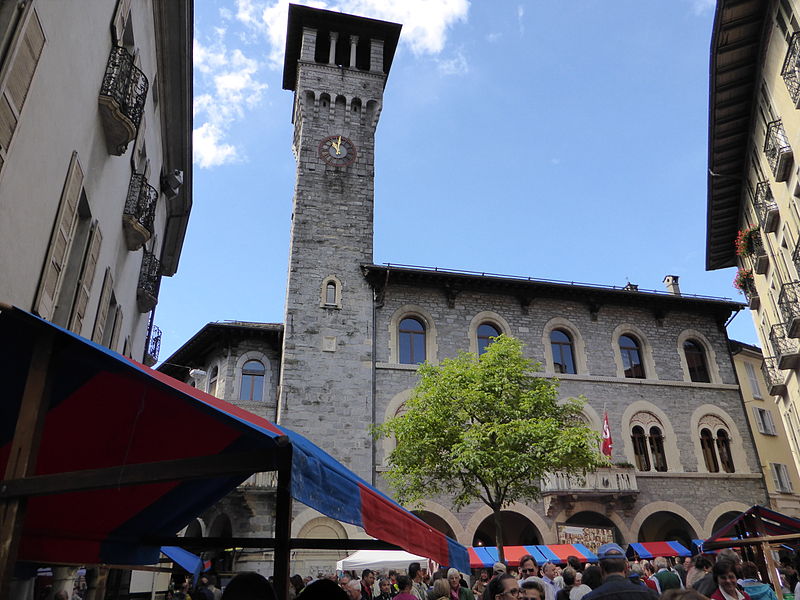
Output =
[{"x1": 336, "y1": 550, "x2": 431, "y2": 573}]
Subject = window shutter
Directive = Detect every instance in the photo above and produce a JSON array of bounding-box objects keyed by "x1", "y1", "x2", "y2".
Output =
[
  {"x1": 782, "y1": 464, "x2": 794, "y2": 492},
  {"x1": 68, "y1": 222, "x2": 102, "y2": 335},
  {"x1": 0, "y1": 7, "x2": 44, "y2": 159},
  {"x1": 34, "y1": 152, "x2": 84, "y2": 320},
  {"x1": 109, "y1": 305, "x2": 123, "y2": 351},
  {"x1": 753, "y1": 407, "x2": 766, "y2": 434},
  {"x1": 92, "y1": 268, "x2": 113, "y2": 343},
  {"x1": 765, "y1": 410, "x2": 776, "y2": 435},
  {"x1": 771, "y1": 463, "x2": 783, "y2": 491},
  {"x1": 745, "y1": 362, "x2": 762, "y2": 398},
  {"x1": 111, "y1": 0, "x2": 132, "y2": 45}
]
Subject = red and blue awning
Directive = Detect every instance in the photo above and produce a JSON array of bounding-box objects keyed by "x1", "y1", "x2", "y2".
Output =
[
  {"x1": 468, "y1": 544, "x2": 597, "y2": 568},
  {"x1": 625, "y1": 541, "x2": 691, "y2": 559},
  {"x1": 0, "y1": 306, "x2": 469, "y2": 572}
]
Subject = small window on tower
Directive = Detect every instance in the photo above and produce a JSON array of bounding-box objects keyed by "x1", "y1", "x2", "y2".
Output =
[{"x1": 320, "y1": 276, "x2": 342, "y2": 308}]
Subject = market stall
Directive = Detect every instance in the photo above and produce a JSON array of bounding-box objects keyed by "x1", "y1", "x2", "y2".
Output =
[
  {"x1": 468, "y1": 544, "x2": 597, "y2": 568},
  {"x1": 336, "y1": 550, "x2": 430, "y2": 573},
  {"x1": 625, "y1": 541, "x2": 692, "y2": 560}
]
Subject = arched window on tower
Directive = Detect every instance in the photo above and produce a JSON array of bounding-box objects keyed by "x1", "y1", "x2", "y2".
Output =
[
  {"x1": 717, "y1": 429, "x2": 735, "y2": 473},
  {"x1": 684, "y1": 339, "x2": 711, "y2": 383},
  {"x1": 700, "y1": 428, "x2": 719, "y2": 473},
  {"x1": 550, "y1": 329, "x2": 576, "y2": 374},
  {"x1": 630, "y1": 412, "x2": 670, "y2": 472},
  {"x1": 477, "y1": 323, "x2": 500, "y2": 355},
  {"x1": 239, "y1": 360, "x2": 265, "y2": 402},
  {"x1": 631, "y1": 425, "x2": 651, "y2": 471},
  {"x1": 325, "y1": 282, "x2": 336, "y2": 305},
  {"x1": 399, "y1": 317, "x2": 426, "y2": 364},
  {"x1": 619, "y1": 335, "x2": 645, "y2": 378}
]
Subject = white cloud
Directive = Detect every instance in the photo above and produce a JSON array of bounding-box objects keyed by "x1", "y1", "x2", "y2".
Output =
[
  {"x1": 234, "y1": 0, "x2": 470, "y2": 69},
  {"x1": 436, "y1": 48, "x2": 468, "y2": 75},
  {"x1": 193, "y1": 35, "x2": 268, "y2": 168},
  {"x1": 517, "y1": 4, "x2": 524, "y2": 36},
  {"x1": 690, "y1": 0, "x2": 715, "y2": 15},
  {"x1": 485, "y1": 32, "x2": 502, "y2": 43}
]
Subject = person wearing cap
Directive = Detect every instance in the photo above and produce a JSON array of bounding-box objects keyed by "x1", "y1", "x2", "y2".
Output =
[{"x1": 582, "y1": 543, "x2": 658, "y2": 600}]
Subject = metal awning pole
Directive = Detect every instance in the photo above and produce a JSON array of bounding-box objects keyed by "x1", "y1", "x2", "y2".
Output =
[
  {"x1": 0, "y1": 327, "x2": 55, "y2": 597},
  {"x1": 273, "y1": 446, "x2": 292, "y2": 600}
]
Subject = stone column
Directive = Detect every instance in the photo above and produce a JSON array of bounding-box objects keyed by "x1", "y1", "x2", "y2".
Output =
[
  {"x1": 349, "y1": 35, "x2": 359, "y2": 67},
  {"x1": 328, "y1": 32, "x2": 338, "y2": 64}
]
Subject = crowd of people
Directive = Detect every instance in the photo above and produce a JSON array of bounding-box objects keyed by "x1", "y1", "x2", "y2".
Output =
[{"x1": 166, "y1": 545, "x2": 800, "y2": 600}]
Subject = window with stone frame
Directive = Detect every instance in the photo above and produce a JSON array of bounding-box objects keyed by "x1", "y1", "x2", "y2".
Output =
[
  {"x1": 630, "y1": 412, "x2": 668, "y2": 472},
  {"x1": 239, "y1": 359, "x2": 265, "y2": 402},
  {"x1": 619, "y1": 334, "x2": 645, "y2": 378},
  {"x1": 550, "y1": 329, "x2": 576, "y2": 374},
  {"x1": 398, "y1": 317, "x2": 426, "y2": 364},
  {"x1": 699, "y1": 415, "x2": 735, "y2": 473},
  {"x1": 477, "y1": 322, "x2": 500, "y2": 355},
  {"x1": 683, "y1": 339, "x2": 711, "y2": 383},
  {"x1": 207, "y1": 365, "x2": 218, "y2": 397}
]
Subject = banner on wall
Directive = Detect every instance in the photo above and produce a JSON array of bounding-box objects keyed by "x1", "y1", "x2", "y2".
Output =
[{"x1": 556, "y1": 524, "x2": 614, "y2": 554}]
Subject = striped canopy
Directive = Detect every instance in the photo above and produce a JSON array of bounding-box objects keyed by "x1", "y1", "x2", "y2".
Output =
[
  {"x1": 0, "y1": 306, "x2": 469, "y2": 572},
  {"x1": 468, "y1": 544, "x2": 597, "y2": 568},
  {"x1": 626, "y1": 541, "x2": 691, "y2": 559}
]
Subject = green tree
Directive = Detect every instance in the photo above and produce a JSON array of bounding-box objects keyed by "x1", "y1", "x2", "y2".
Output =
[{"x1": 374, "y1": 335, "x2": 607, "y2": 561}]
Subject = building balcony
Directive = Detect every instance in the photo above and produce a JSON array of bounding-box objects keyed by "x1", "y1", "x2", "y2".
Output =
[
  {"x1": 136, "y1": 250, "x2": 161, "y2": 313},
  {"x1": 98, "y1": 46, "x2": 149, "y2": 155},
  {"x1": 754, "y1": 181, "x2": 780, "y2": 234},
  {"x1": 764, "y1": 119, "x2": 793, "y2": 182},
  {"x1": 749, "y1": 231, "x2": 769, "y2": 275},
  {"x1": 238, "y1": 471, "x2": 277, "y2": 491},
  {"x1": 762, "y1": 357, "x2": 788, "y2": 397},
  {"x1": 122, "y1": 174, "x2": 159, "y2": 251},
  {"x1": 782, "y1": 32, "x2": 800, "y2": 108},
  {"x1": 144, "y1": 325, "x2": 161, "y2": 367},
  {"x1": 541, "y1": 467, "x2": 638, "y2": 517},
  {"x1": 778, "y1": 282, "x2": 800, "y2": 338},
  {"x1": 770, "y1": 322, "x2": 800, "y2": 370},
  {"x1": 743, "y1": 279, "x2": 760, "y2": 310}
]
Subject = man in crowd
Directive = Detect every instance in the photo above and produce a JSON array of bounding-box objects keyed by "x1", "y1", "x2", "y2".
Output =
[
  {"x1": 582, "y1": 543, "x2": 659, "y2": 600},
  {"x1": 395, "y1": 575, "x2": 420, "y2": 600},
  {"x1": 673, "y1": 557, "x2": 689, "y2": 586},
  {"x1": 409, "y1": 562, "x2": 428, "y2": 600},
  {"x1": 376, "y1": 578, "x2": 394, "y2": 600},
  {"x1": 521, "y1": 580, "x2": 546, "y2": 600},
  {"x1": 542, "y1": 562, "x2": 560, "y2": 592},
  {"x1": 362, "y1": 569, "x2": 376, "y2": 600},
  {"x1": 347, "y1": 579, "x2": 365, "y2": 600},
  {"x1": 518, "y1": 555, "x2": 555, "y2": 600},
  {"x1": 650, "y1": 557, "x2": 682, "y2": 593}
]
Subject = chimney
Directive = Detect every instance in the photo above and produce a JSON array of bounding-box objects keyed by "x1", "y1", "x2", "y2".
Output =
[
  {"x1": 663, "y1": 275, "x2": 681, "y2": 296},
  {"x1": 623, "y1": 282, "x2": 639, "y2": 292}
]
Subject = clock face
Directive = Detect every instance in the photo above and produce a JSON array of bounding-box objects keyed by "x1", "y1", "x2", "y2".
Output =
[{"x1": 319, "y1": 135, "x2": 357, "y2": 167}]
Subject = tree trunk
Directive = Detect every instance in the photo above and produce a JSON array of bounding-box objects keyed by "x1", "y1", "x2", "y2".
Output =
[{"x1": 493, "y1": 507, "x2": 505, "y2": 563}]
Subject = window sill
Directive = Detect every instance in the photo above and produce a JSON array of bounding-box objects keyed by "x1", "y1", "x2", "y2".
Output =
[
  {"x1": 634, "y1": 471, "x2": 760, "y2": 479},
  {"x1": 540, "y1": 372, "x2": 738, "y2": 390},
  {"x1": 376, "y1": 362, "x2": 421, "y2": 371}
]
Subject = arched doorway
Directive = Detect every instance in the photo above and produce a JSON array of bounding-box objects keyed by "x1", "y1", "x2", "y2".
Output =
[
  {"x1": 207, "y1": 513, "x2": 234, "y2": 573},
  {"x1": 564, "y1": 511, "x2": 624, "y2": 546},
  {"x1": 184, "y1": 518, "x2": 203, "y2": 538},
  {"x1": 472, "y1": 511, "x2": 542, "y2": 547},
  {"x1": 413, "y1": 510, "x2": 456, "y2": 539},
  {"x1": 710, "y1": 511, "x2": 740, "y2": 537},
  {"x1": 638, "y1": 511, "x2": 697, "y2": 549}
]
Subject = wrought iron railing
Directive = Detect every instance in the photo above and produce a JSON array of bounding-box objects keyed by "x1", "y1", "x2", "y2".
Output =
[
  {"x1": 782, "y1": 32, "x2": 800, "y2": 106},
  {"x1": 137, "y1": 250, "x2": 161, "y2": 313},
  {"x1": 762, "y1": 356, "x2": 787, "y2": 396},
  {"x1": 148, "y1": 325, "x2": 162, "y2": 362},
  {"x1": 99, "y1": 46, "x2": 148, "y2": 154},
  {"x1": 770, "y1": 322, "x2": 800, "y2": 368},
  {"x1": 754, "y1": 181, "x2": 779, "y2": 233},
  {"x1": 778, "y1": 281, "x2": 800, "y2": 327},
  {"x1": 124, "y1": 173, "x2": 158, "y2": 233},
  {"x1": 765, "y1": 119, "x2": 793, "y2": 182}
]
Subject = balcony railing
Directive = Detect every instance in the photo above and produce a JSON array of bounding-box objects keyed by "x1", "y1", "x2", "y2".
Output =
[
  {"x1": 98, "y1": 46, "x2": 149, "y2": 155},
  {"x1": 740, "y1": 277, "x2": 760, "y2": 310},
  {"x1": 762, "y1": 356, "x2": 788, "y2": 396},
  {"x1": 144, "y1": 325, "x2": 161, "y2": 367},
  {"x1": 749, "y1": 231, "x2": 770, "y2": 274},
  {"x1": 782, "y1": 32, "x2": 800, "y2": 108},
  {"x1": 754, "y1": 181, "x2": 780, "y2": 233},
  {"x1": 765, "y1": 119, "x2": 794, "y2": 182},
  {"x1": 122, "y1": 174, "x2": 159, "y2": 251},
  {"x1": 778, "y1": 281, "x2": 800, "y2": 338},
  {"x1": 540, "y1": 467, "x2": 638, "y2": 495},
  {"x1": 770, "y1": 322, "x2": 800, "y2": 370},
  {"x1": 136, "y1": 250, "x2": 161, "y2": 313}
]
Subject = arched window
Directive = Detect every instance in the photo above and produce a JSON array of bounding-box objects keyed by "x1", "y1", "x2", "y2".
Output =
[
  {"x1": 325, "y1": 282, "x2": 336, "y2": 305},
  {"x1": 399, "y1": 317, "x2": 426, "y2": 364},
  {"x1": 239, "y1": 360, "x2": 265, "y2": 402},
  {"x1": 648, "y1": 426, "x2": 667, "y2": 472},
  {"x1": 684, "y1": 340, "x2": 710, "y2": 383},
  {"x1": 550, "y1": 329, "x2": 576, "y2": 374},
  {"x1": 700, "y1": 428, "x2": 719, "y2": 473},
  {"x1": 716, "y1": 429, "x2": 735, "y2": 473},
  {"x1": 477, "y1": 323, "x2": 500, "y2": 355},
  {"x1": 619, "y1": 335, "x2": 645, "y2": 378},
  {"x1": 631, "y1": 425, "x2": 650, "y2": 471},
  {"x1": 207, "y1": 366, "x2": 218, "y2": 397}
]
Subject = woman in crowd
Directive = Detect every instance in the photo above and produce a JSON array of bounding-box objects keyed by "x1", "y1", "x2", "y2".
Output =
[
  {"x1": 433, "y1": 579, "x2": 451, "y2": 600},
  {"x1": 569, "y1": 565, "x2": 600, "y2": 600},
  {"x1": 710, "y1": 559, "x2": 751, "y2": 600},
  {"x1": 555, "y1": 568, "x2": 575, "y2": 600}
]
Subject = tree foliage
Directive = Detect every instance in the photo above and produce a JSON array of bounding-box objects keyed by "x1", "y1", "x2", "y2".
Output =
[{"x1": 374, "y1": 335, "x2": 607, "y2": 557}]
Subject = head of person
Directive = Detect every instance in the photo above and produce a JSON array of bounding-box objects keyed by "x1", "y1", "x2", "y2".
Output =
[
  {"x1": 718, "y1": 549, "x2": 742, "y2": 564},
  {"x1": 641, "y1": 562, "x2": 654, "y2": 577},
  {"x1": 433, "y1": 578, "x2": 450, "y2": 599},
  {"x1": 301, "y1": 578, "x2": 348, "y2": 600},
  {"x1": 567, "y1": 556, "x2": 582, "y2": 572},
  {"x1": 447, "y1": 568, "x2": 461, "y2": 591},
  {"x1": 379, "y1": 578, "x2": 391, "y2": 596},
  {"x1": 409, "y1": 562, "x2": 423, "y2": 582},
  {"x1": 494, "y1": 562, "x2": 508, "y2": 577},
  {"x1": 220, "y1": 572, "x2": 277, "y2": 600},
  {"x1": 654, "y1": 557, "x2": 668, "y2": 571},
  {"x1": 561, "y1": 567, "x2": 576, "y2": 587},
  {"x1": 740, "y1": 561, "x2": 760, "y2": 580},
  {"x1": 397, "y1": 575, "x2": 412, "y2": 593},
  {"x1": 582, "y1": 565, "x2": 603, "y2": 589},
  {"x1": 520, "y1": 579, "x2": 544, "y2": 600},
  {"x1": 596, "y1": 543, "x2": 628, "y2": 579},
  {"x1": 346, "y1": 579, "x2": 362, "y2": 600},
  {"x1": 339, "y1": 575, "x2": 351, "y2": 589},
  {"x1": 488, "y1": 573, "x2": 519, "y2": 600},
  {"x1": 542, "y1": 562, "x2": 557, "y2": 580},
  {"x1": 574, "y1": 571, "x2": 583, "y2": 586},
  {"x1": 518, "y1": 555, "x2": 538, "y2": 579},
  {"x1": 290, "y1": 575, "x2": 305, "y2": 592},
  {"x1": 713, "y1": 559, "x2": 740, "y2": 596},
  {"x1": 694, "y1": 556, "x2": 712, "y2": 572},
  {"x1": 362, "y1": 569, "x2": 375, "y2": 587},
  {"x1": 480, "y1": 569, "x2": 490, "y2": 582}
]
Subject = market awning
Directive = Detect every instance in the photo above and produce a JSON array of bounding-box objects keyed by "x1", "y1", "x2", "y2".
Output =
[
  {"x1": 706, "y1": 505, "x2": 800, "y2": 543},
  {"x1": 468, "y1": 544, "x2": 597, "y2": 568},
  {"x1": 160, "y1": 546, "x2": 206, "y2": 582},
  {"x1": 691, "y1": 538, "x2": 739, "y2": 555},
  {"x1": 0, "y1": 306, "x2": 469, "y2": 575},
  {"x1": 625, "y1": 541, "x2": 691, "y2": 559},
  {"x1": 336, "y1": 550, "x2": 430, "y2": 573}
]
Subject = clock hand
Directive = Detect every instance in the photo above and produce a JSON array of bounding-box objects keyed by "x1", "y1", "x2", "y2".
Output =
[{"x1": 334, "y1": 137, "x2": 342, "y2": 155}]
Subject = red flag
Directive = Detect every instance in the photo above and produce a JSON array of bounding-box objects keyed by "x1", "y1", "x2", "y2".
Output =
[{"x1": 601, "y1": 412, "x2": 613, "y2": 457}]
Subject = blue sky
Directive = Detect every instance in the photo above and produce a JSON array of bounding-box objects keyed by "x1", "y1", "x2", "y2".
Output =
[{"x1": 157, "y1": 0, "x2": 757, "y2": 362}]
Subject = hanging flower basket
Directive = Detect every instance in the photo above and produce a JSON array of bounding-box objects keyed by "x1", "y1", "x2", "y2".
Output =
[
  {"x1": 733, "y1": 268, "x2": 754, "y2": 293},
  {"x1": 735, "y1": 227, "x2": 760, "y2": 257}
]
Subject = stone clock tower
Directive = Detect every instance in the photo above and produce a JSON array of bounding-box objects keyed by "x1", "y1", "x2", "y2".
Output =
[{"x1": 278, "y1": 5, "x2": 402, "y2": 481}]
